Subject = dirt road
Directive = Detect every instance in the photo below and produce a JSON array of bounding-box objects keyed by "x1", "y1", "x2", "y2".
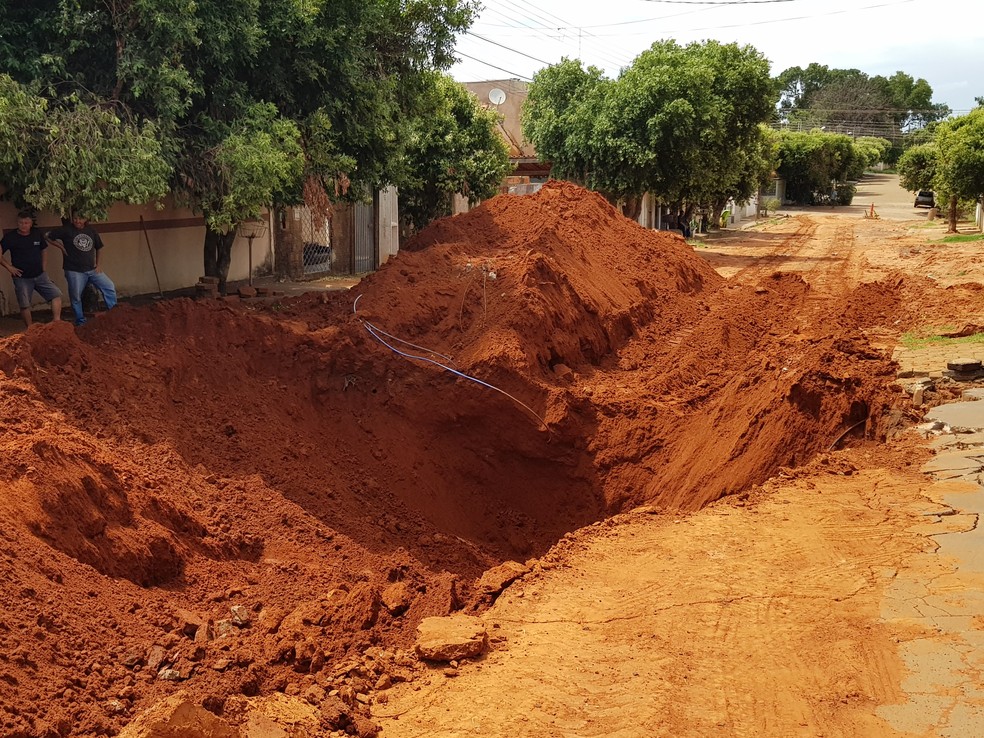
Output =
[
  {"x1": 378, "y1": 454, "x2": 924, "y2": 738},
  {"x1": 3, "y1": 179, "x2": 982, "y2": 737},
  {"x1": 377, "y1": 199, "x2": 984, "y2": 737}
]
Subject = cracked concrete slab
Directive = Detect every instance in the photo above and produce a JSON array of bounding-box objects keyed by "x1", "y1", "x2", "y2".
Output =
[
  {"x1": 921, "y1": 450, "x2": 984, "y2": 474},
  {"x1": 878, "y1": 408, "x2": 984, "y2": 737},
  {"x1": 930, "y1": 432, "x2": 984, "y2": 451},
  {"x1": 926, "y1": 400, "x2": 984, "y2": 431}
]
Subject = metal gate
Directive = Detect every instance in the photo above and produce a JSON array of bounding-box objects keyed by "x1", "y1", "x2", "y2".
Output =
[{"x1": 353, "y1": 199, "x2": 376, "y2": 273}]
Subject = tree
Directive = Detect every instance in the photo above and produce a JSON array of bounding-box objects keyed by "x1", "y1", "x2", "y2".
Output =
[
  {"x1": 897, "y1": 143, "x2": 937, "y2": 194},
  {"x1": 400, "y1": 74, "x2": 511, "y2": 231},
  {"x1": 851, "y1": 136, "x2": 893, "y2": 175},
  {"x1": 934, "y1": 109, "x2": 984, "y2": 232},
  {"x1": 776, "y1": 64, "x2": 949, "y2": 141},
  {"x1": 0, "y1": 0, "x2": 478, "y2": 290},
  {"x1": 774, "y1": 129, "x2": 858, "y2": 204},
  {"x1": 521, "y1": 59, "x2": 611, "y2": 191},
  {"x1": 523, "y1": 41, "x2": 777, "y2": 223},
  {"x1": 0, "y1": 75, "x2": 170, "y2": 220},
  {"x1": 898, "y1": 110, "x2": 984, "y2": 232}
]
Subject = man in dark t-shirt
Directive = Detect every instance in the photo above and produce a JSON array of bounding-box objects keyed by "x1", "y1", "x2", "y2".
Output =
[
  {"x1": 45, "y1": 214, "x2": 117, "y2": 326},
  {"x1": 1, "y1": 211, "x2": 63, "y2": 326}
]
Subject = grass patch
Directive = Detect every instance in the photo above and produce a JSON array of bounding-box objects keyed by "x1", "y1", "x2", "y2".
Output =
[
  {"x1": 900, "y1": 329, "x2": 984, "y2": 350},
  {"x1": 937, "y1": 233, "x2": 984, "y2": 244},
  {"x1": 744, "y1": 215, "x2": 787, "y2": 230}
]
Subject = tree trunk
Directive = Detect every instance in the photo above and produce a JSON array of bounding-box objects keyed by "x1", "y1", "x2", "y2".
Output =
[
  {"x1": 709, "y1": 199, "x2": 728, "y2": 231},
  {"x1": 621, "y1": 195, "x2": 643, "y2": 222},
  {"x1": 948, "y1": 198, "x2": 959, "y2": 234},
  {"x1": 204, "y1": 226, "x2": 238, "y2": 294}
]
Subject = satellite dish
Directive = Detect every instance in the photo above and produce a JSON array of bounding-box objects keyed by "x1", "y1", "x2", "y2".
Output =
[{"x1": 488, "y1": 88, "x2": 506, "y2": 105}]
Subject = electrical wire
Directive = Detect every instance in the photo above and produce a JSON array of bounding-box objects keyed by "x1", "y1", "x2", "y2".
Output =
[
  {"x1": 352, "y1": 295, "x2": 550, "y2": 431},
  {"x1": 464, "y1": 31, "x2": 554, "y2": 65},
  {"x1": 636, "y1": 0, "x2": 799, "y2": 4},
  {"x1": 472, "y1": 0, "x2": 915, "y2": 39},
  {"x1": 485, "y1": 0, "x2": 633, "y2": 70},
  {"x1": 454, "y1": 50, "x2": 533, "y2": 81},
  {"x1": 472, "y1": 4, "x2": 713, "y2": 30},
  {"x1": 584, "y1": 0, "x2": 918, "y2": 35},
  {"x1": 502, "y1": 0, "x2": 635, "y2": 68}
]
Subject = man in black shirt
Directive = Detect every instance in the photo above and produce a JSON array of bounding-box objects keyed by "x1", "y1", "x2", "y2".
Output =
[
  {"x1": 45, "y1": 214, "x2": 117, "y2": 326},
  {"x1": 1, "y1": 211, "x2": 63, "y2": 326}
]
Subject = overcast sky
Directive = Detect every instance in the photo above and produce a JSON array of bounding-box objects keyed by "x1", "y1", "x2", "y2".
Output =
[{"x1": 452, "y1": 0, "x2": 981, "y2": 114}]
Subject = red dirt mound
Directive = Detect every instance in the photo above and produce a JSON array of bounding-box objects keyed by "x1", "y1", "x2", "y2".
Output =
[{"x1": 0, "y1": 182, "x2": 904, "y2": 736}]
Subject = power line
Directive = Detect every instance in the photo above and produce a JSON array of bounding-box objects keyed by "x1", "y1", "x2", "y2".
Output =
[
  {"x1": 464, "y1": 31, "x2": 553, "y2": 65},
  {"x1": 585, "y1": 0, "x2": 918, "y2": 36},
  {"x1": 474, "y1": 0, "x2": 916, "y2": 38},
  {"x1": 473, "y1": 5, "x2": 714, "y2": 31},
  {"x1": 636, "y1": 0, "x2": 798, "y2": 4},
  {"x1": 509, "y1": 0, "x2": 636, "y2": 66},
  {"x1": 454, "y1": 51, "x2": 533, "y2": 81},
  {"x1": 496, "y1": 0, "x2": 633, "y2": 68}
]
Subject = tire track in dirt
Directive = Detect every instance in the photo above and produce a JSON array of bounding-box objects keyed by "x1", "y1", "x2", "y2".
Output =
[
  {"x1": 377, "y1": 461, "x2": 925, "y2": 738},
  {"x1": 728, "y1": 217, "x2": 860, "y2": 301}
]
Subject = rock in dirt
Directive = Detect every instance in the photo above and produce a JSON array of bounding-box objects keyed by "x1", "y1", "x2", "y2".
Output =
[
  {"x1": 381, "y1": 581, "x2": 412, "y2": 616},
  {"x1": 175, "y1": 608, "x2": 206, "y2": 639},
  {"x1": 318, "y1": 695, "x2": 381, "y2": 737},
  {"x1": 230, "y1": 605, "x2": 252, "y2": 627},
  {"x1": 158, "y1": 667, "x2": 184, "y2": 682},
  {"x1": 552, "y1": 363, "x2": 575, "y2": 382},
  {"x1": 147, "y1": 646, "x2": 168, "y2": 672},
  {"x1": 117, "y1": 693, "x2": 239, "y2": 738},
  {"x1": 415, "y1": 615, "x2": 488, "y2": 661},
  {"x1": 475, "y1": 560, "x2": 529, "y2": 596}
]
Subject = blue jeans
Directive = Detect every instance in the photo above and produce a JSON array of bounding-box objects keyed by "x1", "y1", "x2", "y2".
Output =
[{"x1": 65, "y1": 269, "x2": 117, "y2": 325}]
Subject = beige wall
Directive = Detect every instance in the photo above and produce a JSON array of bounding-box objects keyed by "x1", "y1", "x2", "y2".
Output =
[
  {"x1": 0, "y1": 199, "x2": 274, "y2": 314},
  {"x1": 462, "y1": 79, "x2": 533, "y2": 159}
]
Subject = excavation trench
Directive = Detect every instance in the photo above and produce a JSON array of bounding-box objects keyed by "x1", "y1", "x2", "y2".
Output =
[{"x1": 0, "y1": 183, "x2": 903, "y2": 737}]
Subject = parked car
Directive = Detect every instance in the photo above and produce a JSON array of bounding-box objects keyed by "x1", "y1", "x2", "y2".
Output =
[{"x1": 914, "y1": 191, "x2": 935, "y2": 208}]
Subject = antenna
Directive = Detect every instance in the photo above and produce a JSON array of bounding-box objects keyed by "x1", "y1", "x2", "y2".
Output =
[{"x1": 488, "y1": 88, "x2": 506, "y2": 106}]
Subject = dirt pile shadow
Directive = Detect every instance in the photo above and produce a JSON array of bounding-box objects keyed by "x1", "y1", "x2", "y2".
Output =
[{"x1": 0, "y1": 182, "x2": 903, "y2": 736}]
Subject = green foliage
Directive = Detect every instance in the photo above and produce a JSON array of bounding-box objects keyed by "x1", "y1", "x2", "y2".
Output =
[
  {"x1": 521, "y1": 58, "x2": 610, "y2": 189},
  {"x1": 852, "y1": 136, "x2": 892, "y2": 170},
  {"x1": 935, "y1": 109, "x2": 984, "y2": 204},
  {"x1": 898, "y1": 108, "x2": 984, "y2": 230},
  {"x1": 204, "y1": 104, "x2": 305, "y2": 233},
  {"x1": 0, "y1": 75, "x2": 47, "y2": 176},
  {"x1": 523, "y1": 41, "x2": 777, "y2": 214},
  {"x1": 0, "y1": 75, "x2": 169, "y2": 219},
  {"x1": 897, "y1": 143, "x2": 937, "y2": 193},
  {"x1": 400, "y1": 74, "x2": 511, "y2": 230},
  {"x1": 775, "y1": 64, "x2": 949, "y2": 136},
  {"x1": 30, "y1": 104, "x2": 170, "y2": 220},
  {"x1": 774, "y1": 129, "x2": 857, "y2": 204},
  {"x1": 762, "y1": 197, "x2": 781, "y2": 214},
  {"x1": 0, "y1": 0, "x2": 479, "y2": 282}
]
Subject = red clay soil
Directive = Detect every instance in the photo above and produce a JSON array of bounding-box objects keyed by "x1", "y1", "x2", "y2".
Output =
[{"x1": 0, "y1": 182, "x2": 904, "y2": 736}]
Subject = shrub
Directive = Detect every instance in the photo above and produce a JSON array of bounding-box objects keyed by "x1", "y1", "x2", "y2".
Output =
[{"x1": 835, "y1": 182, "x2": 856, "y2": 205}]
